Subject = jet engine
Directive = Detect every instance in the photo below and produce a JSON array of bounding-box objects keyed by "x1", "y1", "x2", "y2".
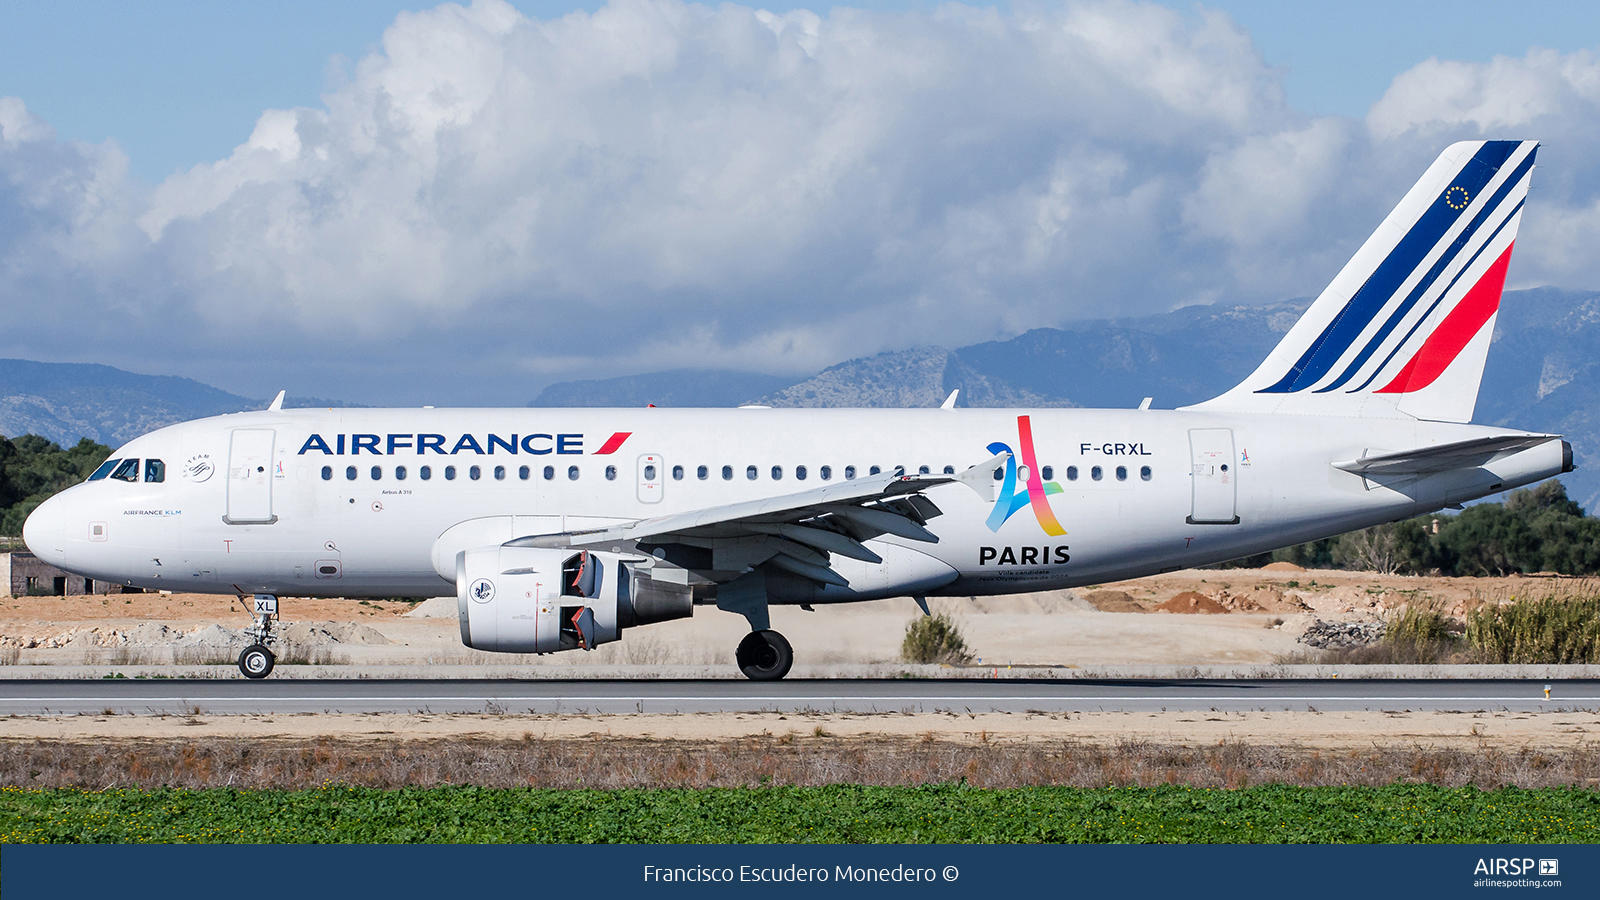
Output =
[{"x1": 455, "y1": 546, "x2": 693, "y2": 653}]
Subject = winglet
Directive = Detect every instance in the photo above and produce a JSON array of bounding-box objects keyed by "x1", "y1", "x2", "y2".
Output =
[
  {"x1": 957, "y1": 451, "x2": 1009, "y2": 503},
  {"x1": 267, "y1": 390, "x2": 286, "y2": 412},
  {"x1": 941, "y1": 389, "x2": 959, "y2": 410}
]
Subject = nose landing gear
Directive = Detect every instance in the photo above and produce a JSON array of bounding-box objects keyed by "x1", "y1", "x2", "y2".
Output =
[{"x1": 237, "y1": 593, "x2": 278, "y2": 679}]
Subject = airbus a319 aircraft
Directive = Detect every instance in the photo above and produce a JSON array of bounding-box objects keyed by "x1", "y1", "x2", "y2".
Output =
[{"x1": 23, "y1": 140, "x2": 1572, "y2": 680}]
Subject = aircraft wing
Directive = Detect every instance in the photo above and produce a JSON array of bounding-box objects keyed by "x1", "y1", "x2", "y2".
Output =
[
  {"x1": 505, "y1": 453, "x2": 1007, "y2": 587},
  {"x1": 1332, "y1": 434, "x2": 1559, "y2": 476}
]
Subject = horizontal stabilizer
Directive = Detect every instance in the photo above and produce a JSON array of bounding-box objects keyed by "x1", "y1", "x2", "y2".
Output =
[{"x1": 1333, "y1": 434, "x2": 1559, "y2": 476}]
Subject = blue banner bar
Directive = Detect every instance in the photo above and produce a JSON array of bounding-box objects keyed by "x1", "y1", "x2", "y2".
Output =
[{"x1": 3, "y1": 843, "x2": 1595, "y2": 899}]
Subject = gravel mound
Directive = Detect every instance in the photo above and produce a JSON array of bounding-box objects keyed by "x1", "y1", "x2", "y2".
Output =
[{"x1": 1299, "y1": 619, "x2": 1385, "y2": 649}]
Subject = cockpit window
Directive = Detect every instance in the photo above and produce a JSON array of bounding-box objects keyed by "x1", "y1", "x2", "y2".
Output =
[
  {"x1": 88, "y1": 459, "x2": 121, "y2": 481},
  {"x1": 144, "y1": 459, "x2": 166, "y2": 483},
  {"x1": 109, "y1": 459, "x2": 141, "y2": 482}
]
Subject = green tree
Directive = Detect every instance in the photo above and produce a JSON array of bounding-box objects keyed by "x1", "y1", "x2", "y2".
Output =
[{"x1": 0, "y1": 435, "x2": 114, "y2": 536}]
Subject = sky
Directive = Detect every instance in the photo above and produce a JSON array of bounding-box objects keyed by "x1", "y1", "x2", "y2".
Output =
[{"x1": 3, "y1": 0, "x2": 1600, "y2": 405}]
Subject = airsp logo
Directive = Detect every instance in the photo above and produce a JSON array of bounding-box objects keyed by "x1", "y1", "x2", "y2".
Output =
[
  {"x1": 181, "y1": 454, "x2": 215, "y2": 483},
  {"x1": 469, "y1": 578, "x2": 495, "y2": 604}
]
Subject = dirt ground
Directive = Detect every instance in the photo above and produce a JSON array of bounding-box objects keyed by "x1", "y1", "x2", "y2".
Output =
[{"x1": 3, "y1": 708, "x2": 1597, "y2": 753}]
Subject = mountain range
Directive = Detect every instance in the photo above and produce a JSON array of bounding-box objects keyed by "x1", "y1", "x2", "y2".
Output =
[
  {"x1": 2, "y1": 287, "x2": 1594, "y2": 509},
  {"x1": 0, "y1": 359, "x2": 350, "y2": 450}
]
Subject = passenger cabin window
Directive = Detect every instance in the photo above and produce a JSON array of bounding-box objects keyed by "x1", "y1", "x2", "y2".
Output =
[
  {"x1": 918, "y1": 465, "x2": 930, "y2": 475},
  {"x1": 697, "y1": 465, "x2": 708, "y2": 480},
  {"x1": 1067, "y1": 466, "x2": 1078, "y2": 481},
  {"x1": 1041, "y1": 466, "x2": 1053, "y2": 481},
  {"x1": 1091, "y1": 466, "x2": 1103, "y2": 481},
  {"x1": 869, "y1": 466, "x2": 881, "y2": 475},
  {"x1": 396, "y1": 465, "x2": 408, "y2": 480},
  {"x1": 644, "y1": 465, "x2": 657, "y2": 480},
  {"x1": 89, "y1": 459, "x2": 120, "y2": 481},
  {"x1": 371, "y1": 466, "x2": 382, "y2": 480},
  {"x1": 844, "y1": 466, "x2": 856, "y2": 479},
  {"x1": 543, "y1": 465, "x2": 555, "y2": 480},
  {"x1": 1116, "y1": 466, "x2": 1128, "y2": 481},
  {"x1": 469, "y1": 466, "x2": 481, "y2": 480},
  {"x1": 519, "y1": 466, "x2": 530, "y2": 480},
  {"x1": 943, "y1": 465, "x2": 955, "y2": 475},
  {"x1": 820, "y1": 465, "x2": 831, "y2": 480},
  {"x1": 672, "y1": 465, "x2": 683, "y2": 480},
  {"x1": 421, "y1": 466, "x2": 432, "y2": 480},
  {"x1": 144, "y1": 459, "x2": 165, "y2": 483},
  {"x1": 494, "y1": 465, "x2": 506, "y2": 481},
  {"x1": 346, "y1": 466, "x2": 357, "y2": 481},
  {"x1": 796, "y1": 465, "x2": 807, "y2": 481},
  {"x1": 110, "y1": 458, "x2": 140, "y2": 482},
  {"x1": 321, "y1": 466, "x2": 333, "y2": 481},
  {"x1": 445, "y1": 466, "x2": 457, "y2": 481},
  {"x1": 606, "y1": 466, "x2": 618, "y2": 481},
  {"x1": 567, "y1": 465, "x2": 579, "y2": 480},
  {"x1": 746, "y1": 465, "x2": 757, "y2": 481},
  {"x1": 722, "y1": 466, "x2": 733, "y2": 481},
  {"x1": 1141, "y1": 466, "x2": 1152, "y2": 481},
  {"x1": 771, "y1": 466, "x2": 782, "y2": 480}
]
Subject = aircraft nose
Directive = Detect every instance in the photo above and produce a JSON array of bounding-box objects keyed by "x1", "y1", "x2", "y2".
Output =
[{"x1": 23, "y1": 494, "x2": 67, "y2": 567}]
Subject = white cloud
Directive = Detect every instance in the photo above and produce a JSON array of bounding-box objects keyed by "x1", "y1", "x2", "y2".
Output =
[
  {"x1": 7, "y1": 1, "x2": 1600, "y2": 403},
  {"x1": 1366, "y1": 47, "x2": 1600, "y2": 290}
]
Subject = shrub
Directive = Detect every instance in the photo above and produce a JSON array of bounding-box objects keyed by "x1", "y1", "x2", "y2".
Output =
[
  {"x1": 1467, "y1": 595, "x2": 1600, "y2": 664},
  {"x1": 1370, "y1": 600, "x2": 1463, "y2": 664},
  {"x1": 900, "y1": 612, "x2": 972, "y2": 664}
]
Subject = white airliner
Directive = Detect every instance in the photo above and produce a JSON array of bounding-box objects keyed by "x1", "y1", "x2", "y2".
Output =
[{"x1": 23, "y1": 140, "x2": 1571, "y2": 680}]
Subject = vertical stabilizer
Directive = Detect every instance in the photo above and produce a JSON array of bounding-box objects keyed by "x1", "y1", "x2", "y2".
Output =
[{"x1": 1186, "y1": 140, "x2": 1537, "y2": 422}]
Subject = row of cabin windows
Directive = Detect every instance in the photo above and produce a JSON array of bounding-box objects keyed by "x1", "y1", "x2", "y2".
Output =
[
  {"x1": 88, "y1": 458, "x2": 165, "y2": 483},
  {"x1": 1027, "y1": 464, "x2": 1154, "y2": 483},
  {"x1": 88, "y1": 457, "x2": 1154, "y2": 487},
  {"x1": 318, "y1": 462, "x2": 1158, "y2": 484}
]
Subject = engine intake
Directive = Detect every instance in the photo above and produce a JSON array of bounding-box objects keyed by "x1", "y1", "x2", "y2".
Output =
[{"x1": 456, "y1": 546, "x2": 692, "y2": 654}]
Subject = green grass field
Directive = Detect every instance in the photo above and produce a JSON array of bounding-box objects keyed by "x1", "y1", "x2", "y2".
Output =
[{"x1": 4, "y1": 784, "x2": 1598, "y2": 843}]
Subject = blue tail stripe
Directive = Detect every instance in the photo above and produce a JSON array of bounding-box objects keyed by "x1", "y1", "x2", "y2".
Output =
[
  {"x1": 1257, "y1": 141, "x2": 1520, "y2": 394},
  {"x1": 1313, "y1": 149, "x2": 1535, "y2": 393},
  {"x1": 1346, "y1": 196, "x2": 1525, "y2": 393}
]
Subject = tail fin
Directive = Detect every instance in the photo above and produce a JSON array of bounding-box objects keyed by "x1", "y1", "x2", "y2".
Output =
[{"x1": 1187, "y1": 140, "x2": 1537, "y2": 423}]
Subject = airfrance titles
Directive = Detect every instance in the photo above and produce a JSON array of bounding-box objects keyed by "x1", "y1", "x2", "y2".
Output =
[{"x1": 296, "y1": 431, "x2": 632, "y2": 457}]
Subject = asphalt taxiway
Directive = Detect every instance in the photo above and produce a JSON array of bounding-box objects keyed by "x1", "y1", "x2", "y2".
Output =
[{"x1": 0, "y1": 678, "x2": 1594, "y2": 716}]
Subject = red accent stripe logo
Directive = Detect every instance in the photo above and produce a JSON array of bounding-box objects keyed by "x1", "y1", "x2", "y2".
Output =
[
  {"x1": 1374, "y1": 243, "x2": 1514, "y2": 395},
  {"x1": 593, "y1": 432, "x2": 632, "y2": 455}
]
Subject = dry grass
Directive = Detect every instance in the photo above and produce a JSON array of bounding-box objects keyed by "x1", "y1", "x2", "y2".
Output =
[{"x1": 2, "y1": 736, "x2": 1597, "y2": 791}]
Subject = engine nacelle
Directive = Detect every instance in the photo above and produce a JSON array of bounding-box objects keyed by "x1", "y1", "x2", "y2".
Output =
[{"x1": 455, "y1": 546, "x2": 693, "y2": 654}]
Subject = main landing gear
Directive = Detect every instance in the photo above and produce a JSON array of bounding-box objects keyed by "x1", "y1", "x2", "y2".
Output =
[
  {"x1": 736, "y1": 630, "x2": 793, "y2": 681},
  {"x1": 237, "y1": 593, "x2": 278, "y2": 679},
  {"x1": 716, "y1": 570, "x2": 794, "y2": 680}
]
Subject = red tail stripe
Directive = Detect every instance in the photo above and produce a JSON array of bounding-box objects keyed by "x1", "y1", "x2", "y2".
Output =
[{"x1": 1374, "y1": 243, "x2": 1514, "y2": 395}]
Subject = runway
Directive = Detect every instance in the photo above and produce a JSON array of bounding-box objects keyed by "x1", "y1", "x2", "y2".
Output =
[{"x1": 1, "y1": 678, "x2": 1595, "y2": 716}]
